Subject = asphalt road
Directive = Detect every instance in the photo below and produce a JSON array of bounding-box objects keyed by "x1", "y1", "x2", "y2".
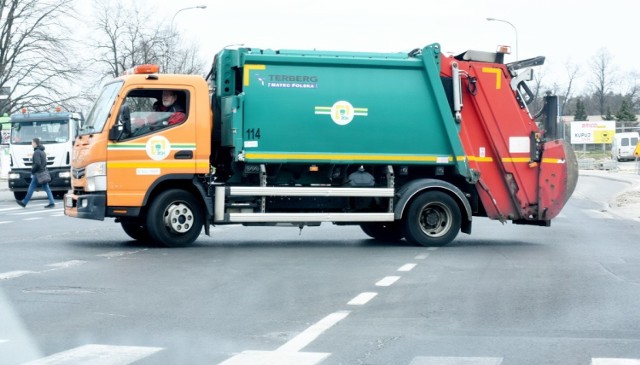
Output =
[{"x1": 0, "y1": 167, "x2": 639, "y2": 365}]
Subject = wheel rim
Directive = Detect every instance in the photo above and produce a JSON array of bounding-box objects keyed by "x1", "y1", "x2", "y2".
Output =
[
  {"x1": 163, "y1": 202, "x2": 194, "y2": 234},
  {"x1": 418, "y1": 201, "x2": 452, "y2": 238}
]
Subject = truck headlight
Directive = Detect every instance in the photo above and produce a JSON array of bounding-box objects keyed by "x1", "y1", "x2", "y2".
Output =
[
  {"x1": 8, "y1": 173, "x2": 20, "y2": 180},
  {"x1": 85, "y1": 161, "x2": 107, "y2": 192},
  {"x1": 59, "y1": 171, "x2": 71, "y2": 178}
]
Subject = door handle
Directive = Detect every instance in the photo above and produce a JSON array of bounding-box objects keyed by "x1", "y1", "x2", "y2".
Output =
[{"x1": 174, "y1": 150, "x2": 193, "y2": 159}]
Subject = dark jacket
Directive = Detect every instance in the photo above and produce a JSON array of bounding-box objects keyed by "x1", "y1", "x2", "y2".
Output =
[{"x1": 31, "y1": 146, "x2": 47, "y2": 174}]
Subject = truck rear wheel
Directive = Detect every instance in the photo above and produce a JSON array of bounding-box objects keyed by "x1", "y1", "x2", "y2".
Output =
[
  {"x1": 360, "y1": 222, "x2": 404, "y2": 242},
  {"x1": 402, "y1": 190, "x2": 461, "y2": 247},
  {"x1": 146, "y1": 190, "x2": 203, "y2": 247}
]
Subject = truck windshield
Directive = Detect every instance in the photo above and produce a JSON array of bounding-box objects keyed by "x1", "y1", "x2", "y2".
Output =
[
  {"x1": 80, "y1": 81, "x2": 122, "y2": 135},
  {"x1": 11, "y1": 120, "x2": 70, "y2": 144}
]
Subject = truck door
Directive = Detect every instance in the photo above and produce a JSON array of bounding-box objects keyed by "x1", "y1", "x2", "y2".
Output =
[{"x1": 106, "y1": 87, "x2": 196, "y2": 207}]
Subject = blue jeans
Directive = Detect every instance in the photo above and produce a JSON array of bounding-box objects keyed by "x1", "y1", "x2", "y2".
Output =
[{"x1": 22, "y1": 174, "x2": 55, "y2": 206}]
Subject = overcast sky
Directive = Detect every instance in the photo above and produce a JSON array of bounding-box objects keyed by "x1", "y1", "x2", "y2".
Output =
[{"x1": 86, "y1": 0, "x2": 638, "y2": 95}]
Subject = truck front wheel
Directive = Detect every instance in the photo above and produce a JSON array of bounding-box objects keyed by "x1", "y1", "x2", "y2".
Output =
[
  {"x1": 402, "y1": 191, "x2": 461, "y2": 247},
  {"x1": 120, "y1": 219, "x2": 150, "y2": 242},
  {"x1": 13, "y1": 191, "x2": 26, "y2": 201},
  {"x1": 146, "y1": 190, "x2": 204, "y2": 247}
]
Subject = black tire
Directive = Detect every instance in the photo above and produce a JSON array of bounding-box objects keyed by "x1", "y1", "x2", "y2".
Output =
[
  {"x1": 360, "y1": 222, "x2": 404, "y2": 241},
  {"x1": 146, "y1": 189, "x2": 203, "y2": 247},
  {"x1": 53, "y1": 191, "x2": 66, "y2": 200},
  {"x1": 401, "y1": 190, "x2": 461, "y2": 247},
  {"x1": 13, "y1": 191, "x2": 26, "y2": 201},
  {"x1": 120, "y1": 219, "x2": 150, "y2": 241}
]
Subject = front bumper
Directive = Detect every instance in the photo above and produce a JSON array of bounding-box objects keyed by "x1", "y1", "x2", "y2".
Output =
[
  {"x1": 64, "y1": 191, "x2": 106, "y2": 220},
  {"x1": 9, "y1": 168, "x2": 71, "y2": 191}
]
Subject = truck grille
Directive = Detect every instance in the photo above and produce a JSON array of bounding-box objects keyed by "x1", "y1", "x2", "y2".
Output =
[
  {"x1": 23, "y1": 156, "x2": 55, "y2": 166},
  {"x1": 72, "y1": 167, "x2": 85, "y2": 179}
]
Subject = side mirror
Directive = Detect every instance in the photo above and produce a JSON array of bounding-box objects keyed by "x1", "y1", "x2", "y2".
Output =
[
  {"x1": 108, "y1": 104, "x2": 131, "y2": 141},
  {"x1": 119, "y1": 104, "x2": 131, "y2": 135}
]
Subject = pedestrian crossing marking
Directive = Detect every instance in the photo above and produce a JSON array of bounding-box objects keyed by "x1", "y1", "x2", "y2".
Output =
[
  {"x1": 410, "y1": 357, "x2": 503, "y2": 365},
  {"x1": 217, "y1": 351, "x2": 329, "y2": 365},
  {"x1": 21, "y1": 344, "x2": 163, "y2": 365},
  {"x1": 592, "y1": 359, "x2": 640, "y2": 365}
]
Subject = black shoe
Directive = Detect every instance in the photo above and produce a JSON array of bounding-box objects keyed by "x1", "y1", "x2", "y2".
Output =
[
  {"x1": 44, "y1": 203, "x2": 55, "y2": 208},
  {"x1": 16, "y1": 200, "x2": 26, "y2": 208}
]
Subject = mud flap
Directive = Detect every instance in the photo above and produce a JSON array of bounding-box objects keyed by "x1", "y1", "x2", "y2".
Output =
[{"x1": 537, "y1": 140, "x2": 578, "y2": 220}]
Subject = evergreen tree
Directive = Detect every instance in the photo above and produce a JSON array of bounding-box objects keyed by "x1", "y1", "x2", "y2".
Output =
[
  {"x1": 602, "y1": 106, "x2": 615, "y2": 121},
  {"x1": 573, "y1": 98, "x2": 588, "y2": 121},
  {"x1": 615, "y1": 97, "x2": 638, "y2": 122}
]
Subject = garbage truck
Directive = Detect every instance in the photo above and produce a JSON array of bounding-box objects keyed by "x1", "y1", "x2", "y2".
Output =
[
  {"x1": 8, "y1": 110, "x2": 81, "y2": 200},
  {"x1": 64, "y1": 43, "x2": 578, "y2": 247}
]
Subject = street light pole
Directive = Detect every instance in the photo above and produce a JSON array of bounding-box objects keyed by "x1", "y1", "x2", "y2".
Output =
[
  {"x1": 486, "y1": 17, "x2": 518, "y2": 61},
  {"x1": 171, "y1": 5, "x2": 207, "y2": 33}
]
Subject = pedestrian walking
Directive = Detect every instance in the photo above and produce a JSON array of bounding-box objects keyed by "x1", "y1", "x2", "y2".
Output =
[{"x1": 16, "y1": 137, "x2": 55, "y2": 208}]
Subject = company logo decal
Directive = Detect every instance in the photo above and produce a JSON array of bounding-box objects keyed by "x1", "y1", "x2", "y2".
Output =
[
  {"x1": 146, "y1": 136, "x2": 171, "y2": 161},
  {"x1": 266, "y1": 74, "x2": 318, "y2": 89},
  {"x1": 315, "y1": 101, "x2": 368, "y2": 126}
]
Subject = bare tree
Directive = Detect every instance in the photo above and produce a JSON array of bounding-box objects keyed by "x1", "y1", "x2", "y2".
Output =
[
  {"x1": 0, "y1": 0, "x2": 83, "y2": 113},
  {"x1": 559, "y1": 61, "x2": 580, "y2": 117},
  {"x1": 89, "y1": 0, "x2": 205, "y2": 84},
  {"x1": 588, "y1": 48, "x2": 616, "y2": 116}
]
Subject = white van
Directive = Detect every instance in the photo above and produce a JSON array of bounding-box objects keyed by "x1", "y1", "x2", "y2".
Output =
[{"x1": 611, "y1": 131, "x2": 639, "y2": 161}]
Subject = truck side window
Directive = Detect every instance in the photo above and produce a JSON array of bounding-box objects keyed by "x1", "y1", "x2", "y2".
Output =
[{"x1": 124, "y1": 89, "x2": 189, "y2": 138}]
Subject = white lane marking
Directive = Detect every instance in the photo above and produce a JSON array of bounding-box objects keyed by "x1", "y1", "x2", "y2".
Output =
[
  {"x1": 426, "y1": 247, "x2": 439, "y2": 251},
  {"x1": 10, "y1": 210, "x2": 56, "y2": 216},
  {"x1": 276, "y1": 311, "x2": 351, "y2": 353},
  {"x1": 592, "y1": 359, "x2": 640, "y2": 365},
  {"x1": 348, "y1": 292, "x2": 377, "y2": 306},
  {"x1": 218, "y1": 351, "x2": 329, "y2": 365},
  {"x1": 376, "y1": 276, "x2": 401, "y2": 287},
  {"x1": 0, "y1": 261, "x2": 86, "y2": 281},
  {"x1": 0, "y1": 339, "x2": 7, "y2": 343},
  {"x1": 96, "y1": 250, "x2": 146, "y2": 259},
  {"x1": 0, "y1": 207, "x2": 24, "y2": 212},
  {"x1": 22, "y1": 344, "x2": 163, "y2": 365},
  {"x1": 410, "y1": 356, "x2": 503, "y2": 365},
  {"x1": 24, "y1": 217, "x2": 42, "y2": 221},
  {"x1": 415, "y1": 253, "x2": 429, "y2": 260},
  {"x1": 46, "y1": 260, "x2": 87, "y2": 269},
  {"x1": 398, "y1": 263, "x2": 417, "y2": 272},
  {"x1": 0, "y1": 221, "x2": 12, "y2": 224},
  {"x1": 0, "y1": 270, "x2": 37, "y2": 280}
]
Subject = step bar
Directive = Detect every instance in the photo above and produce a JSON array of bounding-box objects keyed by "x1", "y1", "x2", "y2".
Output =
[{"x1": 214, "y1": 186, "x2": 395, "y2": 223}]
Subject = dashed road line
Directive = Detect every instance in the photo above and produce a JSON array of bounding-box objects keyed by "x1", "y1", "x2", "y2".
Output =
[
  {"x1": 398, "y1": 263, "x2": 417, "y2": 272},
  {"x1": 376, "y1": 276, "x2": 401, "y2": 287},
  {"x1": 216, "y1": 311, "x2": 350, "y2": 364},
  {"x1": 276, "y1": 311, "x2": 351, "y2": 352},
  {"x1": 348, "y1": 292, "x2": 378, "y2": 306},
  {"x1": 415, "y1": 253, "x2": 430, "y2": 260}
]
